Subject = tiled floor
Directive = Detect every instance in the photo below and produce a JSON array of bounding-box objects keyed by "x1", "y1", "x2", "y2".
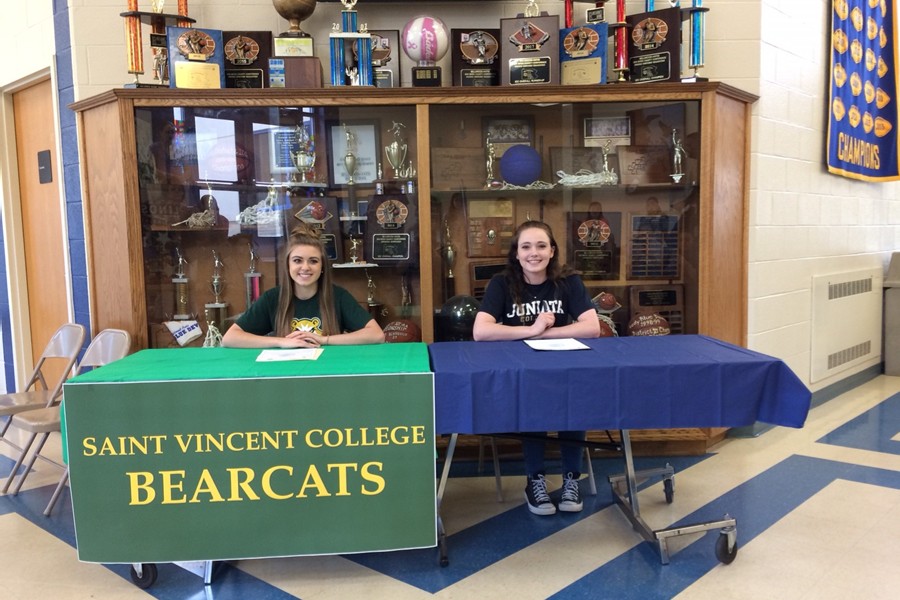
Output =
[{"x1": 2, "y1": 375, "x2": 899, "y2": 599}]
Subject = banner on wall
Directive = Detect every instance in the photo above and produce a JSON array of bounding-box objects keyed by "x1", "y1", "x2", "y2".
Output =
[{"x1": 827, "y1": 0, "x2": 900, "y2": 181}]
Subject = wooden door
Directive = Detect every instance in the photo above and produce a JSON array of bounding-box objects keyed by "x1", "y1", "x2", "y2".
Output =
[{"x1": 12, "y1": 79, "x2": 69, "y2": 379}]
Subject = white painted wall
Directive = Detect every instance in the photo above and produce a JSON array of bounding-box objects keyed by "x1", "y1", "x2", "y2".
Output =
[
  {"x1": 4, "y1": 1, "x2": 900, "y2": 392},
  {"x1": 749, "y1": 0, "x2": 900, "y2": 389},
  {"x1": 0, "y1": 1, "x2": 55, "y2": 88}
]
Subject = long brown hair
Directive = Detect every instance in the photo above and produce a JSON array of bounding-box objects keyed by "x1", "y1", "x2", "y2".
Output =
[
  {"x1": 503, "y1": 220, "x2": 574, "y2": 305},
  {"x1": 275, "y1": 224, "x2": 338, "y2": 336}
]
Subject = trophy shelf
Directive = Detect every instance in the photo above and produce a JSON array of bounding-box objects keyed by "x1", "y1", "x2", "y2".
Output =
[{"x1": 72, "y1": 83, "x2": 755, "y2": 358}]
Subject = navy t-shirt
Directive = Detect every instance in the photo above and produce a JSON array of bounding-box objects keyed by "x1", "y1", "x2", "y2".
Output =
[{"x1": 478, "y1": 274, "x2": 593, "y2": 327}]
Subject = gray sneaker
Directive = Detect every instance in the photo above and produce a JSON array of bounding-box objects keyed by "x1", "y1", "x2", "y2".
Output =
[
  {"x1": 524, "y1": 474, "x2": 556, "y2": 515},
  {"x1": 558, "y1": 472, "x2": 583, "y2": 512}
]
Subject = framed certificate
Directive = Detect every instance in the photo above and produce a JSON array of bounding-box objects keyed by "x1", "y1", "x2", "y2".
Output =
[{"x1": 326, "y1": 121, "x2": 380, "y2": 186}]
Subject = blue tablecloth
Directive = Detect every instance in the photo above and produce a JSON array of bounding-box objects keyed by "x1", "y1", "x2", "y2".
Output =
[{"x1": 428, "y1": 335, "x2": 811, "y2": 435}]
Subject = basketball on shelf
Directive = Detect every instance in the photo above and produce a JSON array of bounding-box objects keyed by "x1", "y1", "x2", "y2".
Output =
[
  {"x1": 383, "y1": 319, "x2": 422, "y2": 343},
  {"x1": 627, "y1": 312, "x2": 671, "y2": 336},
  {"x1": 499, "y1": 144, "x2": 542, "y2": 187}
]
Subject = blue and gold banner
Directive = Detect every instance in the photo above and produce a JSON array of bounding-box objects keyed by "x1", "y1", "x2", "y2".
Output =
[{"x1": 827, "y1": 0, "x2": 900, "y2": 181}]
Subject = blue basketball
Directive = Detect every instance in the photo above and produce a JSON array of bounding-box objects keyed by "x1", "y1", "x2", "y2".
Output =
[{"x1": 499, "y1": 144, "x2": 542, "y2": 186}]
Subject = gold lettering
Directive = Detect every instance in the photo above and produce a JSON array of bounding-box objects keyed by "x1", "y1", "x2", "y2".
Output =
[
  {"x1": 227, "y1": 467, "x2": 259, "y2": 501},
  {"x1": 326, "y1": 463, "x2": 359, "y2": 496},
  {"x1": 126, "y1": 471, "x2": 155, "y2": 505},
  {"x1": 297, "y1": 464, "x2": 330, "y2": 497},
  {"x1": 159, "y1": 470, "x2": 187, "y2": 504},
  {"x1": 261, "y1": 466, "x2": 293, "y2": 499},
  {"x1": 360, "y1": 462, "x2": 385, "y2": 495},
  {"x1": 190, "y1": 469, "x2": 225, "y2": 503}
]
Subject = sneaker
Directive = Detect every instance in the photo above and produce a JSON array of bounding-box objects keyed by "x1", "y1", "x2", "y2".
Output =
[
  {"x1": 558, "y1": 472, "x2": 583, "y2": 512},
  {"x1": 524, "y1": 474, "x2": 556, "y2": 515}
]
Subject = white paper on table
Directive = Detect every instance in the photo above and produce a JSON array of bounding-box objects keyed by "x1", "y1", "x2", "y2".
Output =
[
  {"x1": 524, "y1": 338, "x2": 591, "y2": 351},
  {"x1": 256, "y1": 348, "x2": 324, "y2": 362}
]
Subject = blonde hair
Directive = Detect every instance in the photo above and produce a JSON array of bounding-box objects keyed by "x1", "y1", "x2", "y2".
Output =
[{"x1": 275, "y1": 224, "x2": 338, "y2": 336}]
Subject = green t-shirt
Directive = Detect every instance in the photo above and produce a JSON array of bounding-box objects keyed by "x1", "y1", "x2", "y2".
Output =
[{"x1": 235, "y1": 285, "x2": 373, "y2": 336}]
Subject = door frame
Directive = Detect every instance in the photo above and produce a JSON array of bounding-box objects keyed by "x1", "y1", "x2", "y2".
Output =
[{"x1": 0, "y1": 69, "x2": 74, "y2": 387}]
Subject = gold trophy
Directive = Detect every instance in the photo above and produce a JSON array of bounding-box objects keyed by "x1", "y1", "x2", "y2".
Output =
[
  {"x1": 291, "y1": 123, "x2": 316, "y2": 183},
  {"x1": 205, "y1": 250, "x2": 229, "y2": 336},
  {"x1": 384, "y1": 121, "x2": 409, "y2": 179},
  {"x1": 272, "y1": 0, "x2": 318, "y2": 37},
  {"x1": 441, "y1": 217, "x2": 457, "y2": 298}
]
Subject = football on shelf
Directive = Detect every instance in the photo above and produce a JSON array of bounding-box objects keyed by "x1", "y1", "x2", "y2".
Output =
[
  {"x1": 597, "y1": 313, "x2": 618, "y2": 337},
  {"x1": 627, "y1": 312, "x2": 670, "y2": 336},
  {"x1": 383, "y1": 319, "x2": 422, "y2": 343}
]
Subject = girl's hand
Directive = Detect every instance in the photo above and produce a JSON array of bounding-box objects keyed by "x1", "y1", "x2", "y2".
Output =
[
  {"x1": 280, "y1": 330, "x2": 322, "y2": 348},
  {"x1": 530, "y1": 312, "x2": 556, "y2": 335}
]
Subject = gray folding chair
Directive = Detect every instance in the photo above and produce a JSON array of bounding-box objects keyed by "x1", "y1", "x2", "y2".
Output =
[
  {"x1": 1, "y1": 329, "x2": 131, "y2": 505},
  {"x1": 0, "y1": 323, "x2": 85, "y2": 448}
]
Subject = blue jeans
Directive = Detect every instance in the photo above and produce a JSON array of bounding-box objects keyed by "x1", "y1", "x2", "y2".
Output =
[{"x1": 522, "y1": 431, "x2": 586, "y2": 478}]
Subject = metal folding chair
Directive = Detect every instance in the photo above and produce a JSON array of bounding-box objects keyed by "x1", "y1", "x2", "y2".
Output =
[{"x1": 2, "y1": 329, "x2": 131, "y2": 504}]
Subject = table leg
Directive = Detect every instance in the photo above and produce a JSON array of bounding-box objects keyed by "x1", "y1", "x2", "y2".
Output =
[{"x1": 608, "y1": 430, "x2": 738, "y2": 565}]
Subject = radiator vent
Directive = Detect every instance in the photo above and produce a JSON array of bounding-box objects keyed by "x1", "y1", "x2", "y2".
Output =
[
  {"x1": 827, "y1": 341, "x2": 871, "y2": 370},
  {"x1": 810, "y1": 269, "x2": 883, "y2": 383},
  {"x1": 828, "y1": 278, "x2": 872, "y2": 300}
]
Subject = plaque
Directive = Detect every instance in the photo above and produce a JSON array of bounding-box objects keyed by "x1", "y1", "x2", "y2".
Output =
[
  {"x1": 268, "y1": 57, "x2": 323, "y2": 88},
  {"x1": 452, "y1": 29, "x2": 501, "y2": 87},
  {"x1": 223, "y1": 31, "x2": 273, "y2": 88},
  {"x1": 166, "y1": 26, "x2": 226, "y2": 89},
  {"x1": 430, "y1": 148, "x2": 485, "y2": 190},
  {"x1": 365, "y1": 195, "x2": 419, "y2": 264},
  {"x1": 466, "y1": 197, "x2": 515, "y2": 258},
  {"x1": 500, "y1": 13, "x2": 560, "y2": 85},
  {"x1": 627, "y1": 213, "x2": 681, "y2": 279},
  {"x1": 370, "y1": 30, "x2": 400, "y2": 88},
  {"x1": 626, "y1": 7, "x2": 682, "y2": 83},
  {"x1": 559, "y1": 23, "x2": 608, "y2": 85},
  {"x1": 567, "y1": 211, "x2": 621, "y2": 280},
  {"x1": 291, "y1": 196, "x2": 342, "y2": 263},
  {"x1": 616, "y1": 145, "x2": 671, "y2": 185}
]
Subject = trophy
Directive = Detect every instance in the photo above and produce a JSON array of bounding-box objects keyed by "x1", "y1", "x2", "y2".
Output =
[
  {"x1": 384, "y1": 121, "x2": 415, "y2": 180},
  {"x1": 205, "y1": 250, "x2": 229, "y2": 334},
  {"x1": 244, "y1": 243, "x2": 262, "y2": 310},
  {"x1": 329, "y1": 0, "x2": 374, "y2": 86},
  {"x1": 441, "y1": 217, "x2": 457, "y2": 298},
  {"x1": 172, "y1": 247, "x2": 191, "y2": 319},
  {"x1": 343, "y1": 124, "x2": 359, "y2": 184},
  {"x1": 291, "y1": 123, "x2": 316, "y2": 183},
  {"x1": 611, "y1": 0, "x2": 629, "y2": 82},
  {"x1": 599, "y1": 139, "x2": 619, "y2": 186},
  {"x1": 349, "y1": 236, "x2": 361, "y2": 264},
  {"x1": 683, "y1": 0, "x2": 709, "y2": 82},
  {"x1": 671, "y1": 128, "x2": 686, "y2": 183},
  {"x1": 121, "y1": 0, "x2": 193, "y2": 87},
  {"x1": 272, "y1": 0, "x2": 318, "y2": 39},
  {"x1": 485, "y1": 132, "x2": 500, "y2": 188}
]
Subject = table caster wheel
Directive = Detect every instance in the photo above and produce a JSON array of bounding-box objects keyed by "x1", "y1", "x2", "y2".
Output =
[
  {"x1": 130, "y1": 563, "x2": 158, "y2": 589},
  {"x1": 715, "y1": 533, "x2": 737, "y2": 564},
  {"x1": 663, "y1": 478, "x2": 674, "y2": 504}
]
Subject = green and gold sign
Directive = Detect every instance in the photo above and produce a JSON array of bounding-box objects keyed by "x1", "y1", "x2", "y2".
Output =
[{"x1": 64, "y1": 345, "x2": 436, "y2": 563}]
